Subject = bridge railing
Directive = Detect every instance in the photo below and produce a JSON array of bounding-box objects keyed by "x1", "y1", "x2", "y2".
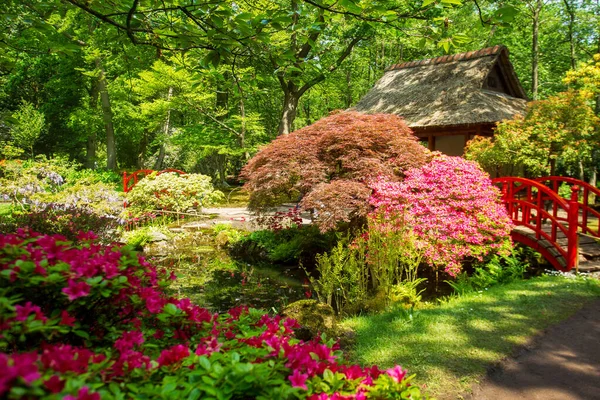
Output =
[
  {"x1": 534, "y1": 176, "x2": 600, "y2": 237},
  {"x1": 122, "y1": 168, "x2": 186, "y2": 193},
  {"x1": 492, "y1": 177, "x2": 580, "y2": 271}
]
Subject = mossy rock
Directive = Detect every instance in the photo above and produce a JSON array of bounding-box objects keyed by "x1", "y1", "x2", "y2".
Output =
[{"x1": 281, "y1": 299, "x2": 337, "y2": 341}]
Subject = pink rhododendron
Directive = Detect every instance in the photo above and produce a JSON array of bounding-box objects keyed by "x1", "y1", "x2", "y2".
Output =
[
  {"x1": 370, "y1": 155, "x2": 513, "y2": 275},
  {"x1": 62, "y1": 279, "x2": 91, "y2": 300},
  {"x1": 386, "y1": 365, "x2": 407, "y2": 383},
  {"x1": 59, "y1": 310, "x2": 76, "y2": 327},
  {"x1": 64, "y1": 386, "x2": 100, "y2": 400},
  {"x1": 156, "y1": 344, "x2": 190, "y2": 367},
  {"x1": 15, "y1": 302, "x2": 46, "y2": 322},
  {"x1": 289, "y1": 369, "x2": 309, "y2": 390},
  {"x1": 43, "y1": 375, "x2": 65, "y2": 394}
]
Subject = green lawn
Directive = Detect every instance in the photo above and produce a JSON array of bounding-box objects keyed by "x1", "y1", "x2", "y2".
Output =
[{"x1": 341, "y1": 275, "x2": 600, "y2": 398}]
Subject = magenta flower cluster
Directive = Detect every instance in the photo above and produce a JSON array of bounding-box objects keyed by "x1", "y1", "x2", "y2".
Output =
[
  {"x1": 0, "y1": 231, "x2": 426, "y2": 399},
  {"x1": 369, "y1": 155, "x2": 513, "y2": 275}
]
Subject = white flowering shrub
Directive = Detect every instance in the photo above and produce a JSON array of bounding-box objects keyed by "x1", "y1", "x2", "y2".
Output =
[{"x1": 125, "y1": 172, "x2": 223, "y2": 217}]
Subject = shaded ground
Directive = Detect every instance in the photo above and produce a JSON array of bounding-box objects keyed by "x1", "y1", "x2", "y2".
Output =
[{"x1": 467, "y1": 298, "x2": 600, "y2": 400}]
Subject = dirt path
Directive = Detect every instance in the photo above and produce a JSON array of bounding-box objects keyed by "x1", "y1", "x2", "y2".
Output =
[{"x1": 467, "y1": 298, "x2": 600, "y2": 400}]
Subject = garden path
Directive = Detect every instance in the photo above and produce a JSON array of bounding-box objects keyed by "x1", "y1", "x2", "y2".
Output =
[
  {"x1": 174, "y1": 204, "x2": 312, "y2": 231},
  {"x1": 467, "y1": 298, "x2": 600, "y2": 400}
]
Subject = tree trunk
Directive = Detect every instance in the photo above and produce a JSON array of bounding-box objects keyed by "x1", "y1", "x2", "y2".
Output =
[
  {"x1": 95, "y1": 58, "x2": 117, "y2": 171},
  {"x1": 278, "y1": 90, "x2": 300, "y2": 135},
  {"x1": 563, "y1": 0, "x2": 577, "y2": 70},
  {"x1": 137, "y1": 131, "x2": 149, "y2": 168},
  {"x1": 85, "y1": 78, "x2": 100, "y2": 169},
  {"x1": 345, "y1": 68, "x2": 353, "y2": 108},
  {"x1": 531, "y1": 0, "x2": 542, "y2": 100},
  {"x1": 216, "y1": 72, "x2": 229, "y2": 120},
  {"x1": 153, "y1": 86, "x2": 174, "y2": 170}
]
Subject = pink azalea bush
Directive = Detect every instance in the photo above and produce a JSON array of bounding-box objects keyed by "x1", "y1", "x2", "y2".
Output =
[
  {"x1": 0, "y1": 231, "x2": 426, "y2": 399},
  {"x1": 369, "y1": 155, "x2": 513, "y2": 276}
]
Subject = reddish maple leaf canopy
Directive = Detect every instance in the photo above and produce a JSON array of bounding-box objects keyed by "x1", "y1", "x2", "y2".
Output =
[{"x1": 241, "y1": 111, "x2": 431, "y2": 231}]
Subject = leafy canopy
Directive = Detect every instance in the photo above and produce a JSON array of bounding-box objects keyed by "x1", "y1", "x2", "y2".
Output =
[{"x1": 465, "y1": 90, "x2": 600, "y2": 177}]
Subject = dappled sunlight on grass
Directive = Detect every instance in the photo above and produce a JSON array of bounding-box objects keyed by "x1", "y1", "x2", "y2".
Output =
[{"x1": 341, "y1": 275, "x2": 600, "y2": 397}]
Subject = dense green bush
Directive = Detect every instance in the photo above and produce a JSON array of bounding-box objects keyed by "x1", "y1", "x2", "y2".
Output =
[
  {"x1": 0, "y1": 232, "x2": 426, "y2": 399},
  {"x1": 231, "y1": 226, "x2": 336, "y2": 266},
  {"x1": 124, "y1": 172, "x2": 224, "y2": 218},
  {"x1": 447, "y1": 251, "x2": 529, "y2": 295}
]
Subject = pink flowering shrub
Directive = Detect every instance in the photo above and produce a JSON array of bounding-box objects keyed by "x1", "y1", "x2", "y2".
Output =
[
  {"x1": 370, "y1": 155, "x2": 513, "y2": 276},
  {"x1": 0, "y1": 231, "x2": 426, "y2": 399}
]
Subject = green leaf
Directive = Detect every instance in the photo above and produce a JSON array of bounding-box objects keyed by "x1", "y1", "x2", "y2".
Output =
[
  {"x1": 74, "y1": 330, "x2": 90, "y2": 339},
  {"x1": 422, "y1": 0, "x2": 436, "y2": 7},
  {"x1": 339, "y1": 0, "x2": 362, "y2": 14},
  {"x1": 188, "y1": 388, "x2": 202, "y2": 400},
  {"x1": 163, "y1": 303, "x2": 179, "y2": 315},
  {"x1": 441, "y1": 0, "x2": 461, "y2": 4},
  {"x1": 199, "y1": 356, "x2": 211, "y2": 370}
]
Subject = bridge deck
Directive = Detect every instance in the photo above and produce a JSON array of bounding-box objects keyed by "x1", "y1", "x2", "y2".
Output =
[{"x1": 514, "y1": 224, "x2": 600, "y2": 272}]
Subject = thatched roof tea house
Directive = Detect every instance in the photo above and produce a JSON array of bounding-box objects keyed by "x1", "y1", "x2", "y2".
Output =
[{"x1": 353, "y1": 45, "x2": 527, "y2": 156}]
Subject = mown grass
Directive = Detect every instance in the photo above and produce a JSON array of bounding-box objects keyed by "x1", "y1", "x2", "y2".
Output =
[
  {"x1": 341, "y1": 275, "x2": 600, "y2": 398},
  {"x1": 217, "y1": 187, "x2": 250, "y2": 207}
]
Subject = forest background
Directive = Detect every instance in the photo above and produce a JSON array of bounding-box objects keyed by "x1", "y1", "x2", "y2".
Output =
[{"x1": 1, "y1": 0, "x2": 598, "y2": 185}]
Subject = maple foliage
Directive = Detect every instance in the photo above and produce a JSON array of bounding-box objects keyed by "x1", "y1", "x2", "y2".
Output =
[{"x1": 242, "y1": 111, "x2": 431, "y2": 231}]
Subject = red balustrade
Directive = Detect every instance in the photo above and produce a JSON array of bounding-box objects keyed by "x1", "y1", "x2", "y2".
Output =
[
  {"x1": 533, "y1": 176, "x2": 600, "y2": 238},
  {"x1": 492, "y1": 177, "x2": 583, "y2": 271},
  {"x1": 122, "y1": 168, "x2": 186, "y2": 193}
]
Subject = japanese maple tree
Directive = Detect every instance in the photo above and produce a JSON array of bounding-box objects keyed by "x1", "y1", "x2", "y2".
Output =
[{"x1": 241, "y1": 111, "x2": 431, "y2": 231}]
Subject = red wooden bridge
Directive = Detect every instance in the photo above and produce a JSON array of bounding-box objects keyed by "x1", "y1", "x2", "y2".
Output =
[{"x1": 492, "y1": 176, "x2": 600, "y2": 272}]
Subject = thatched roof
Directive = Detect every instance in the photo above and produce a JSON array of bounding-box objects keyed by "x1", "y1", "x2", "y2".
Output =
[{"x1": 353, "y1": 45, "x2": 527, "y2": 129}]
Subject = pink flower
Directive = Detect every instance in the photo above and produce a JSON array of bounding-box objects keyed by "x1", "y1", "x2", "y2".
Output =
[
  {"x1": 11, "y1": 352, "x2": 40, "y2": 383},
  {"x1": 385, "y1": 365, "x2": 407, "y2": 383},
  {"x1": 114, "y1": 331, "x2": 144, "y2": 353},
  {"x1": 59, "y1": 310, "x2": 76, "y2": 327},
  {"x1": 156, "y1": 345, "x2": 190, "y2": 367},
  {"x1": 289, "y1": 369, "x2": 308, "y2": 390},
  {"x1": 64, "y1": 386, "x2": 100, "y2": 400},
  {"x1": 15, "y1": 302, "x2": 46, "y2": 322},
  {"x1": 43, "y1": 375, "x2": 65, "y2": 394},
  {"x1": 62, "y1": 280, "x2": 91, "y2": 301}
]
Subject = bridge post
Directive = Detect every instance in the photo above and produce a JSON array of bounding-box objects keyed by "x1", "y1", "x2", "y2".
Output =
[
  {"x1": 567, "y1": 186, "x2": 580, "y2": 272},
  {"x1": 123, "y1": 171, "x2": 128, "y2": 193}
]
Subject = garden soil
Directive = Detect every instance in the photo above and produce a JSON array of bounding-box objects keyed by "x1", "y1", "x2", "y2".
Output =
[{"x1": 466, "y1": 298, "x2": 600, "y2": 400}]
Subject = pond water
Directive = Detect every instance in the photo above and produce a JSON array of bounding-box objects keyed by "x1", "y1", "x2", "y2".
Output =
[{"x1": 144, "y1": 229, "x2": 309, "y2": 313}]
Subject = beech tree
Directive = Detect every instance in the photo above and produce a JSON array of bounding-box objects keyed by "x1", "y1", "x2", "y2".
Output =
[{"x1": 241, "y1": 111, "x2": 431, "y2": 231}]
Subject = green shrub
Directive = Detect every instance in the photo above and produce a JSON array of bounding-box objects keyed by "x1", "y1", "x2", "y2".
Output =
[
  {"x1": 310, "y1": 212, "x2": 427, "y2": 315},
  {"x1": 311, "y1": 238, "x2": 369, "y2": 314},
  {"x1": 231, "y1": 226, "x2": 336, "y2": 265},
  {"x1": 213, "y1": 223, "x2": 246, "y2": 247},
  {"x1": 125, "y1": 172, "x2": 224, "y2": 217},
  {"x1": 447, "y1": 251, "x2": 529, "y2": 295},
  {"x1": 122, "y1": 226, "x2": 171, "y2": 248}
]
